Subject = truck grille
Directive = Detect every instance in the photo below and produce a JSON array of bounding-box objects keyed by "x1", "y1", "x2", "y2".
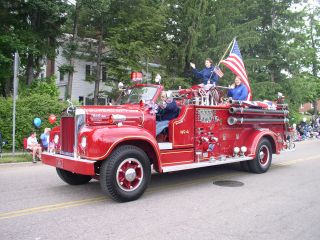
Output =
[{"x1": 60, "y1": 116, "x2": 75, "y2": 156}]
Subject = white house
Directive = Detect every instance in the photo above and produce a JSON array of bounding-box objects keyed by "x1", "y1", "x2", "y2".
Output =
[{"x1": 45, "y1": 38, "x2": 112, "y2": 105}]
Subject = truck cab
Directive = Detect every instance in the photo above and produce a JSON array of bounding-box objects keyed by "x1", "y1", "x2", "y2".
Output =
[{"x1": 42, "y1": 84, "x2": 292, "y2": 202}]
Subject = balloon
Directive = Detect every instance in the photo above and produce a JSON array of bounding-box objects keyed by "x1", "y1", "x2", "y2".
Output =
[
  {"x1": 49, "y1": 114, "x2": 57, "y2": 124},
  {"x1": 33, "y1": 118, "x2": 42, "y2": 128}
]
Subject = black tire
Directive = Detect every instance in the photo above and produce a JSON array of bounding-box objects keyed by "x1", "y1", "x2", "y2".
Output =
[
  {"x1": 56, "y1": 168, "x2": 92, "y2": 185},
  {"x1": 100, "y1": 145, "x2": 151, "y2": 202},
  {"x1": 247, "y1": 138, "x2": 272, "y2": 174}
]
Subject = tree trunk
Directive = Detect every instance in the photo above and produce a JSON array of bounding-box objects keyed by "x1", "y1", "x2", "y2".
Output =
[
  {"x1": 26, "y1": 54, "x2": 34, "y2": 86},
  {"x1": 3, "y1": 70, "x2": 11, "y2": 97},
  {"x1": 310, "y1": 13, "x2": 318, "y2": 115},
  {"x1": 66, "y1": 59, "x2": 74, "y2": 100},
  {"x1": 94, "y1": 33, "x2": 103, "y2": 105},
  {"x1": 270, "y1": 72, "x2": 275, "y2": 82},
  {"x1": 66, "y1": 2, "x2": 80, "y2": 100},
  {"x1": 313, "y1": 99, "x2": 318, "y2": 115}
]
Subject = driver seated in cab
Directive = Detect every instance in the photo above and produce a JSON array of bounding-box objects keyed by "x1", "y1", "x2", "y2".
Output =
[{"x1": 156, "y1": 91, "x2": 180, "y2": 136}]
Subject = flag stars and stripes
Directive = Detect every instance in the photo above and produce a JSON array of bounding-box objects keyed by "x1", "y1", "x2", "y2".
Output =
[{"x1": 221, "y1": 39, "x2": 252, "y2": 101}]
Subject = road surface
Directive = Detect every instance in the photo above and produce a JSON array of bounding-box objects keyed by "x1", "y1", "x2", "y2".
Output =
[{"x1": 0, "y1": 139, "x2": 320, "y2": 240}]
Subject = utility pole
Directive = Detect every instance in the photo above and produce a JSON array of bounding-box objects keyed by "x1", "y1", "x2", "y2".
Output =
[{"x1": 12, "y1": 52, "x2": 19, "y2": 155}]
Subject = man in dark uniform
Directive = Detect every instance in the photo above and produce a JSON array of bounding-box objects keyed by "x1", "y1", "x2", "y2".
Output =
[{"x1": 156, "y1": 91, "x2": 179, "y2": 136}]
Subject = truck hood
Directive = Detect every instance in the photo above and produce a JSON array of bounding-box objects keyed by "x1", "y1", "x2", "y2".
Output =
[{"x1": 79, "y1": 105, "x2": 146, "y2": 126}]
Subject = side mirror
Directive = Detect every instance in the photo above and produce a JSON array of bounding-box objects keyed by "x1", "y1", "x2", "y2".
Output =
[{"x1": 155, "y1": 74, "x2": 161, "y2": 84}]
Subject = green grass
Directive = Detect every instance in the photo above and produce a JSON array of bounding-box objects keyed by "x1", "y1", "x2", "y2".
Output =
[{"x1": 0, "y1": 154, "x2": 33, "y2": 164}]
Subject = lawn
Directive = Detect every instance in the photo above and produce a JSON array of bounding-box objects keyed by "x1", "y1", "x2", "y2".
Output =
[{"x1": 0, "y1": 153, "x2": 33, "y2": 164}]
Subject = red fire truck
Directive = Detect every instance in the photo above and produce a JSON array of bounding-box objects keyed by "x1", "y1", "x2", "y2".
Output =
[{"x1": 42, "y1": 84, "x2": 293, "y2": 202}]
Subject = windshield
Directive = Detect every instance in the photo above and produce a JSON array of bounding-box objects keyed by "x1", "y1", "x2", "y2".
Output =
[{"x1": 119, "y1": 86, "x2": 158, "y2": 104}]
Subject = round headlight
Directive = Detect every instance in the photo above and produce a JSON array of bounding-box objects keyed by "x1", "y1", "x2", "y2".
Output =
[
  {"x1": 241, "y1": 146, "x2": 247, "y2": 153},
  {"x1": 234, "y1": 147, "x2": 240, "y2": 154},
  {"x1": 81, "y1": 136, "x2": 87, "y2": 148},
  {"x1": 54, "y1": 134, "x2": 59, "y2": 144}
]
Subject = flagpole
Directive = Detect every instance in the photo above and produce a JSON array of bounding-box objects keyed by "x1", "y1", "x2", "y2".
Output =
[{"x1": 217, "y1": 37, "x2": 236, "y2": 66}]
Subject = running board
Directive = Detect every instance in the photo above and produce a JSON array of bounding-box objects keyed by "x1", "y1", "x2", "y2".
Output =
[
  {"x1": 162, "y1": 156, "x2": 253, "y2": 173},
  {"x1": 280, "y1": 148, "x2": 296, "y2": 153}
]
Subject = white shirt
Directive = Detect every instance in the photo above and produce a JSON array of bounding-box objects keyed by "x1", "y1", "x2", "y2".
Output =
[{"x1": 27, "y1": 136, "x2": 38, "y2": 149}]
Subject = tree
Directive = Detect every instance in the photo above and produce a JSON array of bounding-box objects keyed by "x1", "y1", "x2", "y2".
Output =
[
  {"x1": 70, "y1": 0, "x2": 111, "y2": 105},
  {"x1": 284, "y1": 2, "x2": 320, "y2": 113},
  {"x1": 62, "y1": 1, "x2": 81, "y2": 100},
  {"x1": 106, "y1": 0, "x2": 166, "y2": 83},
  {"x1": 0, "y1": 0, "x2": 70, "y2": 97},
  {"x1": 17, "y1": 0, "x2": 70, "y2": 85},
  {"x1": 160, "y1": 0, "x2": 261, "y2": 86}
]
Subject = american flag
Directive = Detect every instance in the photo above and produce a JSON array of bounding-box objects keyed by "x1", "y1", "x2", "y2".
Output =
[
  {"x1": 214, "y1": 66, "x2": 224, "y2": 77},
  {"x1": 221, "y1": 39, "x2": 251, "y2": 100}
]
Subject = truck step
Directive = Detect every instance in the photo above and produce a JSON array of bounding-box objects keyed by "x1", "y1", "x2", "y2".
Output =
[
  {"x1": 158, "y1": 142, "x2": 173, "y2": 150},
  {"x1": 162, "y1": 156, "x2": 253, "y2": 173}
]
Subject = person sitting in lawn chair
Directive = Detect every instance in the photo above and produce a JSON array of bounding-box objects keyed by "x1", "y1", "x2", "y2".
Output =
[{"x1": 27, "y1": 132, "x2": 42, "y2": 163}]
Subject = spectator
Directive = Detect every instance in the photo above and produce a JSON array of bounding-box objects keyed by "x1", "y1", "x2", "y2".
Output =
[
  {"x1": 40, "y1": 128, "x2": 51, "y2": 151},
  {"x1": 27, "y1": 132, "x2": 42, "y2": 163},
  {"x1": 190, "y1": 58, "x2": 219, "y2": 86},
  {"x1": 156, "y1": 91, "x2": 180, "y2": 136},
  {"x1": 227, "y1": 76, "x2": 248, "y2": 100},
  {"x1": 297, "y1": 118, "x2": 308, "y2": 140}
]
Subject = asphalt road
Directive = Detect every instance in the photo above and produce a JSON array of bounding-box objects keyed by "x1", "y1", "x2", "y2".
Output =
[{"x1": 1, "y1": 139, "x2": 320, "y2": 240}]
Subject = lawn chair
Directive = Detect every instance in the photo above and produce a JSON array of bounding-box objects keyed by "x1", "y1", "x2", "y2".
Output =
[{"x1": 23, "y1": 138, "x2": 30, "y2": 152}]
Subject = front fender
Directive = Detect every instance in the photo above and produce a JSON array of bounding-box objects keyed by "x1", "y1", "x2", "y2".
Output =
[
  {"x1": 79, "y1": 125, "x2": 160, "y2": 166},
  {"x1": 245, "y1": 129, "x2": 280, "y2": 157}
]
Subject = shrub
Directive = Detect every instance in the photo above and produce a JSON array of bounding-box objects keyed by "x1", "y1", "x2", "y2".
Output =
[{"x1": 0, "y1": 76, "x2": 67, "y2": 151}]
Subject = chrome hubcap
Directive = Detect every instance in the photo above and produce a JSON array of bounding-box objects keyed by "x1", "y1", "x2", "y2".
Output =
[
  {"x1": 259, "y1": 145, "x2": 269, "y2": 166},
  {"x1": 125, "y1": 168, "x2": 136, "y2": 182}
]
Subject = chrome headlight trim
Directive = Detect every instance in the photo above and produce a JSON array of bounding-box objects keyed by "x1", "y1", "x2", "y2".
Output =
[{"x1": 81, "y1": 136, "x2": 87, "y2": 148}]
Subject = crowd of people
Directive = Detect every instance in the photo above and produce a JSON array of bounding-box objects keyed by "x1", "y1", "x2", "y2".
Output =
[{"x1": 291, "y1": 116, "x2": 320, "y2": 141}]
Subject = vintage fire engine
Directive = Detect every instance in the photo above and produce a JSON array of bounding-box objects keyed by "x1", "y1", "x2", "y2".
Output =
[{"x1": 42, "y1": 84, "x2": 293, "y2": 202}]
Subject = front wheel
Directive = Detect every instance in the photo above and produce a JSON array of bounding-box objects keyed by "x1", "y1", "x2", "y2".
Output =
[
  {"x1": 56, "y1": 168, "x2": 92, "y2": 185},
  {"x1": 100, "y1": 145, "x2": 151, "y2": 202},
  {"x1": 248, "y1": 138, "x2": 272, "y2": 174}
]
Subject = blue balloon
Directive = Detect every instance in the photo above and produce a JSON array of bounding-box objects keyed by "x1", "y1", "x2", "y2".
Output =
[{"x1": 33, "y1": 117, "x2": 42, "y2": 128}]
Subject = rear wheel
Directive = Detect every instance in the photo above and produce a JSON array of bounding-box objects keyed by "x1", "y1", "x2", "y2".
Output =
[
  {"x1": 100, "y1": 145, "x2": 151, "y2": 202},
  {"x1": 248, "y1": 138, "x2": 272, "y2": 174},
  {"x1": 56, "y1": 168, "x2": 92, "y2": 185}
]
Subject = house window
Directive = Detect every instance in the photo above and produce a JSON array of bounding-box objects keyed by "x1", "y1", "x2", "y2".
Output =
[
  {"x1": 102, "y1": 65, "x2": 106, "y2": 81},
  {"x1": 79, "y1": 96, "x2": 84, "y2": 105},
  {"x1": 85, "y1": 65, "x2": 91, "y2": 78},
  {"x1": 92, "y1": 66, "x2": 97, "y2": 76},
  {"x1": 60, "y1": 73, "x2": 64, "y2": 82}
]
